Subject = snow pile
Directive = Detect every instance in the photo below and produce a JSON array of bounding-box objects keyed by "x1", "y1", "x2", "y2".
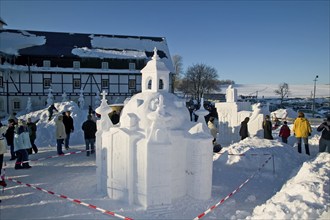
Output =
[
  {"x1": 271, "y1": 108, "x2": 297, "y2": 120},
  {"x1": 247, "y1": 152, "x2": 330, "y2": 220}
]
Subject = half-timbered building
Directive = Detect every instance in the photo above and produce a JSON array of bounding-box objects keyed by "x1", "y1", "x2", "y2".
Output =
[{"x1": 0, "y1": 24, "x2": 174, "y2": 117}]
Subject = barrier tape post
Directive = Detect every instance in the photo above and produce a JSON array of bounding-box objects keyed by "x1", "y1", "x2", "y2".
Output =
[
  {"x1": 6, "y1": 177, "x2": 133, "y2": 220},
  {"x1": 193, "y1": 156, "x2": 272, "y2": 220}
]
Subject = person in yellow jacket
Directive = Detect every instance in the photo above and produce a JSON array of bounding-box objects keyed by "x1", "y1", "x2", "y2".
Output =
[{"x1": 292, "y1": 111, "x2": 312, "y2": 155}]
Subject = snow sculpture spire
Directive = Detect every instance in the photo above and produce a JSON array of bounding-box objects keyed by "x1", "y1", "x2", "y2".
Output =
[
  {"x1": 78, "y1": 89, "x2": 85, "y2": 110},
  {"x1": 141, "y1": 47, "x2": 170, "y2": 92},
  {"x1": 226, "y1": 85, "x2": 237, "y2": 102},
  {"x1": 95, "y1": 90, "x2": 113, "y2": 130},
  {"x1": 62, "y1": 91, "x2": 68, "y2": 102},
  {"x1": 26, "y1": 97, "x2": 32, "y2": 112},
  {"x1": 46, "y1": 86, "x2": 54, "y2": 106}
]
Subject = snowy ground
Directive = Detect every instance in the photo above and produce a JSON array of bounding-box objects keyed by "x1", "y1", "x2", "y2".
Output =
[{"x1": 0, "y1": 103, "x2": 329, "y2": 220}]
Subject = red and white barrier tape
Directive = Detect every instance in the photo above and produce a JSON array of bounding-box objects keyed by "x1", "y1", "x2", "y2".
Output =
[
  {"x1": 15, "y1": 149, "x2": 90, "y2": 165},
  {"x1": 193, "y1": 156, "x2": 272, "y2": 220},
  {"x1": 6, "y1": 177, "x2": 133, "y2": 220}
]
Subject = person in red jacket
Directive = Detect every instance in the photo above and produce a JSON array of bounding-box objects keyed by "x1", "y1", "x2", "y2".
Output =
[{"x1": 279, "y1": 121, "x2": 290, "y2": 143}]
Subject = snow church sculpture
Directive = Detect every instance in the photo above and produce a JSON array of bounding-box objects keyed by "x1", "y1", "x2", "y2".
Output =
[
  {"x1": 215, "y1": 85, "x2": 269, "y2": 145},
  {"x1": 96, "y1": 48, "x2": 213, "y2": 208}
]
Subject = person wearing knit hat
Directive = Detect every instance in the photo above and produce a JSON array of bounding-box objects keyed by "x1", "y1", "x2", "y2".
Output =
[
  {"x1": 292, "y1": 111, "x2": 312, "y2": 155},
  {"x1": 316, "y1": 116, "x2": 330, "y2": 153}
]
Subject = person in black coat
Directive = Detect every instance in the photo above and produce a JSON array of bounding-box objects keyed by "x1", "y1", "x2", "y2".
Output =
[
  {"x1": 48, "y1": 104, "x2": 58, "y2": 121},
  {"x1": 239, "y1": 117, "x2": 250, "y2": 140},
  {"x1": 317, "y1": 116, "x2": 330, "y2": 153},
  {"x1": 63, "y1": 111, "x2": 74, "y2": 150},
  {"x1": 82, "y1": 115, "x2": 97, "y2": 156},
  {"x1": 110, "y1": 111, "x2": 120, "y2": 125},
  {"x1": 5, "y1": 119, "x2": 16, "y2": 160},
  {"x1": 262, "y1": 115, "x2": 273, "y2": 140}
]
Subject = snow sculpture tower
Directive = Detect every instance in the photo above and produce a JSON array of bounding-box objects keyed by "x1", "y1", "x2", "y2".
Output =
[
  {"x1": 97, "y1": 48, "x2": 213, "y2": 208},
  {"x1": 215, "y1": 85, "x2": 268, "y2": 145},
  {"x1": 46, "y1": 87, "x2": 54, "y2": 106}
]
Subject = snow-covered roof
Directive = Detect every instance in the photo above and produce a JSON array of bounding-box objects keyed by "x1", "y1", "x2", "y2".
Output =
[
  {"x1": 0, "y1": 17, "x2": 7, "y2": 26},
  {"x1": 0, "y1": 29, "x2": 174, "y2": 72}
]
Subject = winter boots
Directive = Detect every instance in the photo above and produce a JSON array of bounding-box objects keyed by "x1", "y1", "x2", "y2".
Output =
[
  {"x1": 15, "y1": 163, "x2": 32, "y2": 169},
  {"x1": 0, "y1": 180, "x2": 7, "y2": 187},
  {"x1": 22, "y1": 163, "x2": 32, "y2": 169}
]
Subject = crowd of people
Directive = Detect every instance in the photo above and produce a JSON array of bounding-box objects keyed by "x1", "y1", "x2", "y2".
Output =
[
  {"x1": 237, "y1": 112, "x2": 330, "y2": 155},
  {"x1": 0, "y1": 108, "x2": 100, "y2": 193}
]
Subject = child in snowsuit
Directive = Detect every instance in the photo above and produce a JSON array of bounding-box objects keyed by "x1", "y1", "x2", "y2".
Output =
[{"x1": 279, "y1": 121, "x2": 290, "y2": 143}]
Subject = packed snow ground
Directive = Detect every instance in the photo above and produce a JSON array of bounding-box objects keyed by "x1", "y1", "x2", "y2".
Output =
[{"x1": 0, "y1": 102, "x2": 329, "y2": 220}]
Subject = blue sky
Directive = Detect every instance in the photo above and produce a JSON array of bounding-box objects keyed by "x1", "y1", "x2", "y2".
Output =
[{"x1": 1, "y1": 0, "x2": 329, "y2": 85}]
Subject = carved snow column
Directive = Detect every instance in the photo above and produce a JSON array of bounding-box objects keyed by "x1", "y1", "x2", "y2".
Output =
[
  {"x1": 139, "y1": 95, "x2": 172, "y2": 207},
  {"x1": 95, "y1": 90, "x2": 113, "y2": 194},
  {"x1": 187, "y1": 98, "x2": 213, "y2": 200}
]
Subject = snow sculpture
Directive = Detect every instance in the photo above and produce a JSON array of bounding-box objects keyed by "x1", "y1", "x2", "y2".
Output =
[
  {"x1": 62, "y1": 91, "x2": 68, "y2": 102},
  {"x1": 78, "y1": 89, "x2": 85, "y2": 110},
  {"x1": 95, "y1": 90, "x2": 112, "y2": 193},
  {"x1": 226, "y1": 84, "x2": 237, "y2": 102},
  {"x1": 46, "y1": 87, "x2": 54, "y2": 106},
  {"x1": 97, "y1": 48, "x2": 213, "y2": 208},
  {"x1": 94, "y1": 91, "x2": 101, "y2": 107},
  {"x1": 215, "y1": 85, "x2": 269, "y2": 145},
  {"x1": 26, "y1": 97, "x2": 32, "y2": 112}
]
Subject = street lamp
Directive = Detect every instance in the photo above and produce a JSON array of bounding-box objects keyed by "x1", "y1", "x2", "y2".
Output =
[{"x1": 312, "y1": 75, "x2": 318, "y2": 117}]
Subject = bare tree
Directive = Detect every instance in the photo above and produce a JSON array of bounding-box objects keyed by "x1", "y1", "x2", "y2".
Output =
[
  {"x1": 178, "y1": 63, "x2": 221, "y2": 102},
  {"x1": 274, "y1": 82, "x2": 290, "y2": 105},
  {"x1": 171, "y1": 55, "x2": 183, "y2": 91}
]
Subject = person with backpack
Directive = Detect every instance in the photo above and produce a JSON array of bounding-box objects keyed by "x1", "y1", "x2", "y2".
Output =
[
  {"x1": 82, "y1": 115, "x2": 97, "y2": 156},
  {"x1": 279, "y1": 121, "x2": 290, "y2": 143}
]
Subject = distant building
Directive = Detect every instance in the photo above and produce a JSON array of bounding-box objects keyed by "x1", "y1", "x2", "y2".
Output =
[{"x1": 0, "y1": 25, "x2": 174, "y2": 116}]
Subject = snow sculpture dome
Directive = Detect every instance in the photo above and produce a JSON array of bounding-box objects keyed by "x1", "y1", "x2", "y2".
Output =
[{"x1": 120, "y1": 48, "x2": 189, "y2": 130}]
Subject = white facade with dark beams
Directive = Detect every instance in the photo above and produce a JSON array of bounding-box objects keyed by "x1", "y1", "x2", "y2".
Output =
[{"x1": 0, "y1": 28, "x2": 174, "y2": 116}]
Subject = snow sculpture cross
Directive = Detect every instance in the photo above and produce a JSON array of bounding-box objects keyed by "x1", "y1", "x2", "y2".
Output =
[{"x1": 100, "y1": 90, "x2": 107, "y2": 100}]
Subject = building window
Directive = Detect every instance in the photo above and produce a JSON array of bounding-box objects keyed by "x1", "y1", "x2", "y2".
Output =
[
  {"x1": 73, "y1": 61, "x2": 80, "y2": 69},
  {"x1": 159, "y1": 79, "x2": 164, "y2": 90},
  {"x1": 13, "y1": 101, "x2": 21, "y2": 111},
  {"x1": 129, "y1": 63, "x2": 136, "y2": 70},
  {"x1": 101, "y1": 79, "x2": 109, "y2": 88},
  {"x1": 73, "y1": 79, "x2": 81, "y2": 89},
  {"x1": 0, "y1": 76, "x2": 3, "y2": 88},
  {"x1": 101, "y1": 62, "x2": 109, "y2": 70},
  {"x1": 43, "y1": 60, "x2": 51, "y2": 68},
  {"x1": 148, "y1": 80, "x2": 152, "y2": 90},
  {"x1": 44, "y1": 78, "x2": 51, "y2": 88},
  {"x1": 129, "y1": 79, "x2": 136, "y2": 89}
]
